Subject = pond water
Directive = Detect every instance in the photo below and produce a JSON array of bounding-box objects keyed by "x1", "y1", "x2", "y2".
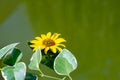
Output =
[{"x1": 0, "y1": 0, "x2": 120, "y2": 80}]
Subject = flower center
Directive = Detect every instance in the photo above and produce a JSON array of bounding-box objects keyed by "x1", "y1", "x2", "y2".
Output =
[{"x1": 43, "y1": 39, "x2": 55, "y2": 47}]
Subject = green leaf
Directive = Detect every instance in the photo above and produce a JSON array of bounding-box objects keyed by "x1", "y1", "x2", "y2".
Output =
[
  {"x1": 14, "y1": 62, "x2": 26, "y2": 80},
  {"x1": 28, "y1": 48, "x2": 42, "y2": 71},
  {"x1": 1, "y1": 66, "x2": 15, "y2": 80},
  {"x1": 54, "y1": 49, "x2": 77, "y2": 76},
  {"x1": 1, "y1": 62, "x2": 26, "y2": 80},
  {"x1": 3, "y1": 48, "x2": 22, "y2": 66},
  {"x1": 0, "y1": 43, "x2": 19, "y2": 59}
]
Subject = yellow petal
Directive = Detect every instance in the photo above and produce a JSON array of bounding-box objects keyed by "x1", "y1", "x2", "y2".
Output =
[
  {"x1": 51, "y1": 33, "x2": 60, "y2": 40},
  {"x1": 30, "y1": 40, "x2": 38, "y2": 43},
  {"x1": 58, "y1": 44, "x2": 66, "y2": 47},
  {"x1": 56, "y1": 47, "x2": 62, "y2": 52},
  {"x1": 41, "y1": 34, "x2": 46, "y2": 39},
  {"x1": 44, "y1": 47, "x2": 49, "y2": 54},
  {"x1": 46, "y1": 32, "x2": 51, "y2": 38},
  {"x1": 35, "y1": 37, "x2": 42, "y2": 41},
  {"x1": 50, "y1": 46, "x2": 57, "y2": 53},
  {"x1": 33, "y1": 47, "x2": 37, "y2": 52},
  {"x1": 55, "y1": 38, "x2": 66, "y2": 43},
  {"x1": 30, "y1": 45, "x2": 36, "y2": 47},
  {"x1": 40, "y1": 45, "x2": 45, "y2": 50}
]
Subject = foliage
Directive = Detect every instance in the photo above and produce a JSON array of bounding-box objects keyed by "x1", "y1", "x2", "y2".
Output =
[{"x1": 0, "y1": 43, "x2": 77, "y2": 80}]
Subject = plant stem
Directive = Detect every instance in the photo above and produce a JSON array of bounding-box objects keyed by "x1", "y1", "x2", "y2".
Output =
[
  {"x1": 43, "y1": 74, "x2": 62, "y2": 80},
  {"x1": 68, "y1": 75, "x2": 72, "y2": 80},
  {"x1": 38, "y1": 69, "x2": 44, "y2": 77},
  {"x1": 38, "y1": 69, "x2": 43, "y2": 74},
  {"x1": 38, "y1": 69, "x2": 62, "y2": 80}
]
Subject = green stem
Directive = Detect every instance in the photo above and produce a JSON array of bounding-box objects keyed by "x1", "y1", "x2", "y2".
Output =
[
  {"x1": 38, "y1": 69, "x2": 43, "y2": 74},
  {"x1": 0, "y1": 68, "x2": 2, "y2": 71},
  {"x1": 38, "y1": 69, "x2": 44, "y2": 77},
  {"x1": 68, "y1": 75, "x2": 72, "y2": 80},
  {"x1": 38, "y1": 69, "x2": 62, "y2": 80},
  {"x1": 43, "y1": 74, "x2": 62, "y2": 80}
]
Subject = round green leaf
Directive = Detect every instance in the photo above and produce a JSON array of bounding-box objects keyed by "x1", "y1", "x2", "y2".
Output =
[
  {"x1": 28, "y1": 48, "x2": 42, "y2": 71},
  {"x1": 1, "y1": 62, "x2": 26, "y2": 80},
  {"x1": 14, "y1": 62, "x2": 26, "y2": 80},
  {"x1": 0, "y1": 43, "x2": 19, "y2": 59},
  {"x1": 1, "y1": 66, "x2": 15, "y2": 80},
  {"x1": 54, "y1": 49, "x2": 77, "y2": 75}
]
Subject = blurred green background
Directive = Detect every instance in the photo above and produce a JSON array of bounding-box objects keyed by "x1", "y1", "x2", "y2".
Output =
[{"x1": 0, "y1": 0, "x2": 120, "y2": 80}]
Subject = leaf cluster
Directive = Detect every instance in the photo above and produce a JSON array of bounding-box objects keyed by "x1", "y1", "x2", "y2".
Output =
[{"x1": 0, "y1": 43, "x2": 77, "y2": 80}]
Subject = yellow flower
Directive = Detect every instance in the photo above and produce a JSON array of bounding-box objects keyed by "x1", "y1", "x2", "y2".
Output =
[{"x1": 30, "y1": 32, "x2": 66, "y2": 54}]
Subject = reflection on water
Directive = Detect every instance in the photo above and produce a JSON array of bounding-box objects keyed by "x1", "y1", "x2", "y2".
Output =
[
  {"x1": 0, "y1": 0, "x2": 120, "y2": 80},
  {"x1": 0, "y1": 4, "x2": 34, "y2": 72},
  {"x1": 0, "y1": 4, "x2": 34, "y2": 44}
]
